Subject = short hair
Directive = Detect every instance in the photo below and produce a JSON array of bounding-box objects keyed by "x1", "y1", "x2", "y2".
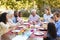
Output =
[
  {"x1": 14, "y1": 11, "x2": 18, "y2": 17},
  {"x1": 54, "y1": 11, "x2": 60, "y2": 17},
  {"x1": 51, "y1": 16, "x2": 54, "y2": 19},
  {"x1": 14, "y1": 10, "x2": 18, "y2": 14},
  {"x1": 18, "y1": 11, "x2": 22, "y2": 17},
  {"x1": 19, "y1": 11, "x2": 22, "y2": 14},
  {"x1": 31, "y1": 9, "x2": 36, "y2": 13},
  {"x1": 8, "y1": 10, "x2": 14, "y2": 15}
]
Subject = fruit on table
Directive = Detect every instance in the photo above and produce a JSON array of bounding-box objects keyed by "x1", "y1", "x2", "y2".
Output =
[
  {"x1": 21, "y1": 29, "x2": 25, "y2": 33},
  {"x1": 18, "y1": 29, "x2": 25, "y2": 35}
]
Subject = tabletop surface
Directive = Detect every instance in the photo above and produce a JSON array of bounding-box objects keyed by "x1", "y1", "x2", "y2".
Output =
[{"x1": 1, "y1": 23, "x2": 47, "y2": 40}]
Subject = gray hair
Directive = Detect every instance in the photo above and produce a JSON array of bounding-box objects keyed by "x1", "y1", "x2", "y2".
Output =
[{"x1": 31, "y1": 9, "x2": 36, "y2": 13}]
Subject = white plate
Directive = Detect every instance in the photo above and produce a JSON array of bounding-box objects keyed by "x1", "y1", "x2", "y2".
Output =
[
  {"x1": 43, "y1": 22, "x2": 48, "y2": 24},
  {"x1": 23, "y1": 23, "x2": 29, "y2": 25},
  {"x1": 12, "y1": 35, "x2": 28, "y2": 40},
  {"x1": 34, "y1": 31, "x2": 44, "y2": 35},
  {"x1": 35, "y1": 25, "x2": 40, "y2": 28},
  {"x1": 33, "y1": 37, "x2": 43, "y2": 40},
  {"x1": 38, "y1": 28, "x2": 44, "y2": 30},
  {"x1": 12, "y1": 30, "x2": 20, "y2": 32},
  {"x1": 18, "y1": 26, "x2": 23, "y2": 27}
]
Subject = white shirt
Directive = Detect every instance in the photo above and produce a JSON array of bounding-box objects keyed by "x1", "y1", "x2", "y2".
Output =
[
  {"x1": 43, "y1": 14, "x2": 53, "y2": 22},
  {"x1": 8, "y1": 19, "x2": 17, "y2": 27},
  {"x1": 29, "y1": 14, "x2": 40, "y2": 21},
  {"x1": 28, "y1": 14, "x2": 40, "y2": 25},
  {"x1": 8, "y1": 19, "x2": 14, "y2": 24},
  {"x1": 0, "y1": 22, "x2": 10, "y2": 29},
  {"x1": 0, "y1": 22, "x2": 10, "y2": 36}
]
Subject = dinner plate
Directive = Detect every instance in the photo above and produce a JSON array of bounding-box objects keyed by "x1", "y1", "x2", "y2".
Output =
[
  {"x1": 35, "y1": 25, "x2": 40, "y2": 28},
  {"x1": 12, "y1": 30, "x2": 20, "y2": 32},
  {"x1": 38, "y1": 28, "x2": 47, "y2": 31},
  {"x1": 43, "y1": 22, "x2": 48, "y2": 24},
  {"x1": 34, "y1": 31, "x2": 44, "y2": 36},
  {"x1": 38, "y1": 28, "x2": 44, "y2": 30},
  {"x1": 23, "y1": 23, "x2": 29, "y2": 25},
  {"x1": 18, "y1": 26, "x2": 23, "y2": 28},
  {"x1": 12, "y1": 35, "x2": 28, "y2": 40}
]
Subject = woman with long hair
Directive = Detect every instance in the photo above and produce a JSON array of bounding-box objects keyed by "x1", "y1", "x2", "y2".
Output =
[
  {"x1": 0, "y1": 12, "x2": 11, "y2": 40},
  {"x1": 0, "y1": 12, "x2": 8, "y2": 24},
  {"x1": 47, "y1": 23, "x2": 57, "y2": 40}
]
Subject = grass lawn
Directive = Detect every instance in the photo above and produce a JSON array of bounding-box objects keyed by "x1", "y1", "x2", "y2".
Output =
[{"x1": 22, "y1": 17, "x2": 28, "y2": 20}]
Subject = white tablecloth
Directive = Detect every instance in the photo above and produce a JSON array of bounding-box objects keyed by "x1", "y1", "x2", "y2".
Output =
[{"x1": 12, "y1": 35, "x2": 28, "y2": 40}]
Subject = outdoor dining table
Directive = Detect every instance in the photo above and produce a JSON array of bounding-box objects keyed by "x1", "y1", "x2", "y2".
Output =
[{"x1": 1, "y1": 22, "x2": 47, "y2": 40}]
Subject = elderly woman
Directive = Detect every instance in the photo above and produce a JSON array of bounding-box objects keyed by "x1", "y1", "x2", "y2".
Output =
[
  {"x1": 28, "y1": 9, "x2": 40, "y2": 25},
  {"x1": 7, "y1": 10, "x2": 14, "y2": 23},
  {"x1": 7, "y1": 10, "x2": 18, "y2": 27}
]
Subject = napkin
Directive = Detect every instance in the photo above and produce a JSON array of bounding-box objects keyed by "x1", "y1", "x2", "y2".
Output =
[
  {"x1": 12, "y1": 31, "x2": 32, "y2": 40},
  {"x1": 12, "y1": 35, "x2": 28, "y2": 40},
  {"x1": 33, "y1": 37, "x2": 43, "y2": 40}
]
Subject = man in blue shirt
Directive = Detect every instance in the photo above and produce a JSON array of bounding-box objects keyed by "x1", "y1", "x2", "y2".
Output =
[
  {"x1": 53, "y1": 12, "x2": 60, "y2": 40},
  {"x1": 12, "y1": 11, "x2": 18, "y2": 23}
]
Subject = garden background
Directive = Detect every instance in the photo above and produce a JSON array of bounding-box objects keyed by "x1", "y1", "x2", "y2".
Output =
[{"x1": 0, "y1": 0, "x2": 60, "y2": 17}]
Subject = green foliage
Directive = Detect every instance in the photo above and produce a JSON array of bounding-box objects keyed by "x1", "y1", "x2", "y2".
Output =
[
  {"x1": 21, "y1": 10, "x2": 30, "y2": 17},
  {"x1": 0, "y1": 0, "x2": 60, "y2": 10},
  {"x1": 0, "y1": 0, "x2": 60, "y2": 17}
]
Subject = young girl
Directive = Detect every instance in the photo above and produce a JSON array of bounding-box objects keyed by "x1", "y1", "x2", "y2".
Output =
[{"x1": 17, "y1": 11, "x2": 24, "y2": 24}]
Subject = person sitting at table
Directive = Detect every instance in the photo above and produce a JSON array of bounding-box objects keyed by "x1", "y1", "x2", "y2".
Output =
[
  {"x1": 43, "y1": 7, "x2": 53, "y2": 23},
  {"x1": 12, "y1": 11, "x2": 18, "y2": 23},
  {"x1": 8, "y1": 10, "x2": 14, "y2": 24},
  {"x1": 53, "y1": 11, "x2": 60, "y2": 40},
  {"x1": 47, "y1": 23, "x2": 57, "y2": 40},
  {"x1": 0, "y1": 12, "x2": 18, "y2": 40},
  {"x1": 0, "y1": 12, "x2": 10, "y2": 28},
  {"x1": 17, "y1": 11, "x2": 24, "y2": 24},
  {"x1": 7, "y1": 10, "x2": 18, "y2": 26},
  {"x1": 0, "y1": 12, "x2": 11, "y2": 40},
  {"x1": 0, "y1": 12, "x2": 17, "y2": 29},
  {"x1": 28, "y1": 9, "x2": 40, "y2": 25}
]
